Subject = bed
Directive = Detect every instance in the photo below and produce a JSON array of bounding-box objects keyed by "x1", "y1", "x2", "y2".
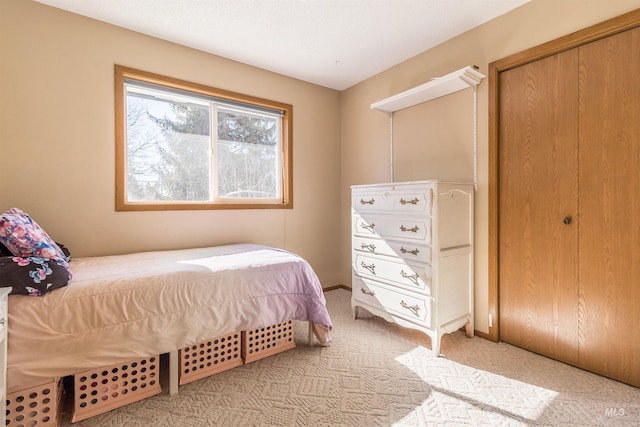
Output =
[{"x1": 6, "y1": 243, "x2": 333, "y2": 391}]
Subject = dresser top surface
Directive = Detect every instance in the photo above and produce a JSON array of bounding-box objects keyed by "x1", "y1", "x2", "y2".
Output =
[{"x1": 351, "y1": 180, "x2": 473, "y2": 189}]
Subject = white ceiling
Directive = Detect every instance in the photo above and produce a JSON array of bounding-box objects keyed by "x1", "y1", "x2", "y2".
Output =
[{"x1": 35, "y1": 0, "x2": 530, "y2": 90}]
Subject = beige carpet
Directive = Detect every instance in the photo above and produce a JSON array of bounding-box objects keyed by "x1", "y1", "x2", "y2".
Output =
[{"x1": 60, "y1": 289, "x2": 639, "y2": 426}]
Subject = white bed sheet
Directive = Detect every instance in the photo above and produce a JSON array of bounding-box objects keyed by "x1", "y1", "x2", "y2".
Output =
[{"x1": 7, "y1": 244, "x2": 332, "y2": 387}]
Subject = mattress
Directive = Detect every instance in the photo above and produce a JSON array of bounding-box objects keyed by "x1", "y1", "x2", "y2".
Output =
[{"x1": 7, "y1": 243, "x2": 332, "y2": 387}]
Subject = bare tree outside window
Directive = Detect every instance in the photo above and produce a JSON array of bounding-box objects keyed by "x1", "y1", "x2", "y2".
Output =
[{"x1": 217, "y1": 108, "x2": 278, "y2": 198}]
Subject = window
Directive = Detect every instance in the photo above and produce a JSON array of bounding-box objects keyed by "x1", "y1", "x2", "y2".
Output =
[{"x1": 115, "y1": 65, "x2": 293, "y2": 211}]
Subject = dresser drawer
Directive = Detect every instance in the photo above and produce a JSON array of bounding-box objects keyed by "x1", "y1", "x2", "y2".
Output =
[
  {"x1": 352, "y1": 276, "x2": 433, "y2": 327},
  {"x1": 353, "y1": 236, "x2": 432, "y2": 264},
  {"x1": 353, "y1": 253, "x2": 431, "y2": 294},
  {"x1": 353, "y1": 214, "x2": 431, "y2": 243},
  {"x1": 352, "y1": 186, "x2": 431, "y2": 214}
]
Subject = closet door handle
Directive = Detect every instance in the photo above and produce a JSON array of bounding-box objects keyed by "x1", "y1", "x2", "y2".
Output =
[{"x1": 563, "y1": 216, "x2": 572, "y2": 225}]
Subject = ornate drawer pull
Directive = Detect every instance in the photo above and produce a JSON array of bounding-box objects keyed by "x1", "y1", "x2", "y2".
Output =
[
  {"x1": 400, "y1": 300, "x2": 420, "y2": 317},
  {"x1": 361, "y1": 243, "x2": 376, "y2": 252},
  {"x1": 360, "y1": 261, "x2": 376, "y2": 274},
  {"x1": 400, "y1": 270, "x2": 420, "y2": 285},
  {"x1": 400, "y1": 225, "x2": 419, "y2": 233},
  {"x1": 361, "y1": 222, "x2": 376, "y2": 231},
  {"x1": 360, "y1": 288, "x2": 375, "y2": 297},
  {"x1": 360, "y1": 198, "x2": 375, "y2": 205},
  {"x1": 400, "y1": 247, "x2": 419, "y2": 256},
  {"x1": 400, "y1": 198, "x2": 419, "y2": 205}
]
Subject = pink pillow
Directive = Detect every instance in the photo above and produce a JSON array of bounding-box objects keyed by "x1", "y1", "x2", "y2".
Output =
[{"x1": 0, "y1": 208, "x2": 72, "y2": 279}]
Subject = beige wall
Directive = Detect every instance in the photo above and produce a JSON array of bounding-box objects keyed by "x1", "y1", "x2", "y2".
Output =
[
  {"x1": 3, "y1": 0, "x2": 640, "y2": 331},
  {"x1": 0, "y1": 0, "x2": 342, "y2": 286},
  {"x1": 340, "y1": 0, "x2": 640, "y2": 334}
]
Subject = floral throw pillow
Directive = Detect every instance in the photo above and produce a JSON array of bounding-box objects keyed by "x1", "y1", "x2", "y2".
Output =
[
  {"x1": 0, "y1": 208, "x2": 72, "y2": 280},
  {"x1": 0, "y1": 242, "x2": 11, "y2": 257},
  {"x1": 0, "y1": 256, "x2": 70, "y2": 296}
]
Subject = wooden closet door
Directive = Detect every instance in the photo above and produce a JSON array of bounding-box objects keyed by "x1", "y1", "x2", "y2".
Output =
[
  {"x1": 498, "y1": 48, "x2": 580, "y2": 364},
  {"x1": 578, "y1": 27, "x2": 640, "y2": 387}
]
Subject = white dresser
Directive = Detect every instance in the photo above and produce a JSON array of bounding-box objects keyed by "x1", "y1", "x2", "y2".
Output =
[
  {"x1": 351, "y1": 180, "x2": 474, "y2": 355},
  {"x1": 0, "y1": 287, "x2": 10, "y2": 423}
]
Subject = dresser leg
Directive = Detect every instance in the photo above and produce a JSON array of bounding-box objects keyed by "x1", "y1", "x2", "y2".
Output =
[
  {"x1": 464, "y1": 320, "x2": 474, "y2": 338},
  {"x1": 431, "y1": 334, "x2": 441, "y2": 357},
  {"x1": 352, "y1": 305, "x2": 359, "y2": 319}
]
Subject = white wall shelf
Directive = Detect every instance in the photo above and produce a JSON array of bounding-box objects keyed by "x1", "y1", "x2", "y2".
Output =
[
  {"x1": 371, "y1": 66, "x2": 485, "y2": 113},
  {"x1": 370, "y1": 65, "x2": 485, "y2": 188}
]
